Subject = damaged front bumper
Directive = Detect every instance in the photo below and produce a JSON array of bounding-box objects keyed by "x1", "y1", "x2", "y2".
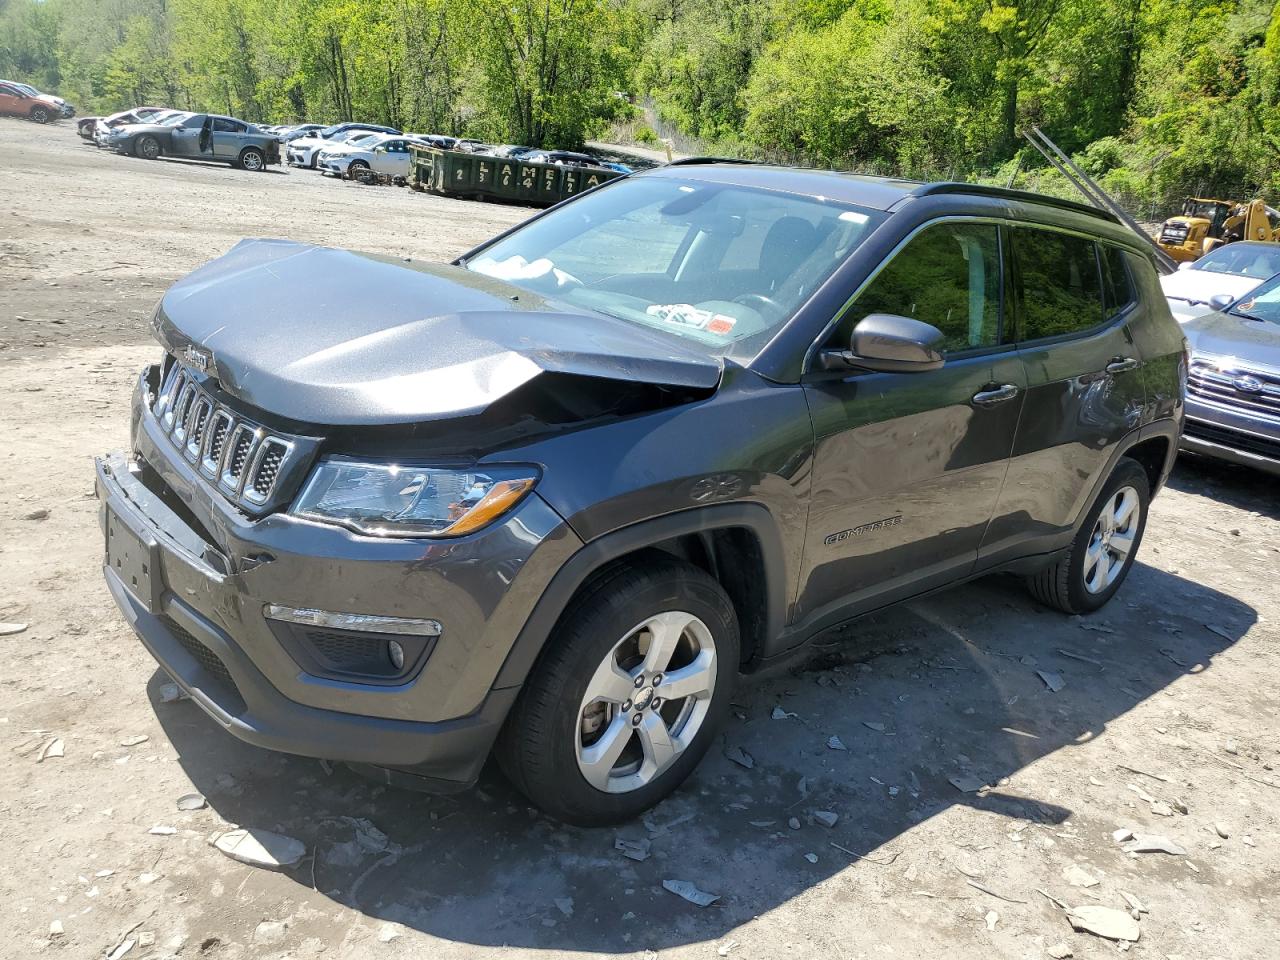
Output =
[{"x1": 95, "y1": 371, "x2": 581, "y2": 789}]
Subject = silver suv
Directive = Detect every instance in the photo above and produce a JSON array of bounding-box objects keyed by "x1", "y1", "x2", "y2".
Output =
[{"x1": 1181, "y1": 274, "x2": 1280, "y2": 475}]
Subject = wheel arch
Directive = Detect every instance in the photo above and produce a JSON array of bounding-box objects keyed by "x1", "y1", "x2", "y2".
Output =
[
  {"x1": 494, "y1": 503, "x2": 788, "y2": 690},
  {"x1": 1070, "y1": 418, "x2": 1179, "y2": 537}
]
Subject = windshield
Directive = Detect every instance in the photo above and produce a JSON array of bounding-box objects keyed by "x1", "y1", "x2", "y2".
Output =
[
  {"x1": 467, "y1": 177, "x2": 884, "y2": 358},
  {"x1": 1193, "y1": 244, "x2": 1280, "y2": 280},
  {"x1": 345, "y1": 133, "x2": 380, "y2": 146},
  {"x1": 1184, "y1": 200, "x2": 1229, "y2": 222},
  {"x1": 1230, "y1": 275, "x2": 1280, "y2": 325},
  {"x1": 157, "y1": 112, "x2": 188, "y2": 126}
]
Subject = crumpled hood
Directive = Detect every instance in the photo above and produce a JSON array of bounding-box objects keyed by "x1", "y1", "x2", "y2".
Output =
[
  {"x1": 1160, "y1": 269, "x2": 1260, "y2": 306},
  {"x1": 155, "y1": 239, "x2": 722, "y2": 426},
  {"x1": 1184, "y1": 309, "x2": 1280, "y2": 371}
]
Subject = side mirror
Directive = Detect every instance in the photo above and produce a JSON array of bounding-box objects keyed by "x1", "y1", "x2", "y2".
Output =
[
  {"x1": 820, "y1": 313, "x2": 946, "y2": 373},
  {"x1": 1208, "y1": 293, "x2": 1235, "y2": 312},
  {"x1": 1177, "y1": 261, "x2": 1195, "y2": 271}
]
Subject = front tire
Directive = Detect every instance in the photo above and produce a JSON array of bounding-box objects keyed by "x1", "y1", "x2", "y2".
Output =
[
  {"x1": 1026, "y1": 458, "x2": 1150, "y2": 614},
  {"x1": 134, "y1": 135, "x2": 161, "y2": 160},
  {"x1": 30, "y1": 106, "x2": 50, "y2": 124},
  {"x1": 497, "y1": 556, "x2": 739, "y2": 825}
]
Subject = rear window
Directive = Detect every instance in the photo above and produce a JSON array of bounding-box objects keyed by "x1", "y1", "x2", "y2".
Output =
[{"x1": 1014, "y1": 228, "x2": 1104, "y2": 340}]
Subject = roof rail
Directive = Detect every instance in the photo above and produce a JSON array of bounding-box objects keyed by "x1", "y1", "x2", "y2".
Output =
[
  {"x1": 912, "y1": 181, "x2": 1120, "y2": 222},
  {"x1": 665, "y1": 156, "x2": 755, "y2": 167}
]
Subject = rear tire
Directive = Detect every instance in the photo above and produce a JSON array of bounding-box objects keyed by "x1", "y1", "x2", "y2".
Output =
[
  {"x1": 238, "y1": 147, "x2": 265, "y2": 171},
  {"x1": 497, "y1": 556, "x2": 739, "y2": 825},
  {"x1": 1026, "y1": 457, "x2": 1150, "y2": 614}
]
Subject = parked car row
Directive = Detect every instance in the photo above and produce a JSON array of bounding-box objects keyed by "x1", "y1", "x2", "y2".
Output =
[
  {"x1": 0, "y1": 79, "x2": 73, "y2": 123},
  {"x1": 75, "y1": 105, "x2": 281, "y2": 171}
]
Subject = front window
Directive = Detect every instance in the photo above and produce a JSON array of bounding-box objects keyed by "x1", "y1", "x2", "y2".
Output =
[
  {"x1": 1193, "y1": 244, "x2": 1280, "y2": 280},
  {"x1": 467, "y1": 177, "x2": 884, "y2": 357},
  {"x1": 1231, "y1": 275, "x2": 1280, "y2": 326},
  {"x1": 837, "y1": 222, "x2": 1002, "y2": 353}
]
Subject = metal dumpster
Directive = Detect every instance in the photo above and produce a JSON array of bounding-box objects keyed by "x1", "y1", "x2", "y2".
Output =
[{"x1": 409, "y1": 145, "x2": 623, "y2": 206}]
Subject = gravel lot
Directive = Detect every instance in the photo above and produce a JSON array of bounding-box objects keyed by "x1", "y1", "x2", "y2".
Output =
[{"x1": 2, "y1": 118, "x2": 1279, "y2": 960}]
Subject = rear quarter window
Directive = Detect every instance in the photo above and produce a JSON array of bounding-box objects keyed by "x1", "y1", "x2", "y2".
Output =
[{"x1": 1100, "y1": 245, "x2": 1136, "y2": 317}]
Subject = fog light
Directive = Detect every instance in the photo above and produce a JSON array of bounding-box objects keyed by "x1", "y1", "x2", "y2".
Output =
[{"x1": 388, "y1": 640, "x2": 405, "y2": 671}]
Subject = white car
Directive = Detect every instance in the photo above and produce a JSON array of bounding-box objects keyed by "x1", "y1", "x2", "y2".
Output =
[
  {"x1": 1160, "y1": 241, "x2": 1280, "y2": 322},
  {"x1": 95, "y1": 109, "x2": 185, "y2": 147},
  {"x1": 317, "y1": 133, "x2": 420, "y2": 179},
  {"x1": 285, "y1": 124, "x2": 399, "y2": 169}
]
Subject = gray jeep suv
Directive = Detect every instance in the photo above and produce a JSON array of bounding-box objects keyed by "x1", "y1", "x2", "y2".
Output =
[{"x1": 96, "y1": 163, "x2": 1186, "y2": 824}]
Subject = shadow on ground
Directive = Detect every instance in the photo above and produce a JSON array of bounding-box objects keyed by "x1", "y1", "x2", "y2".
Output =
[
  {"x1": 151, "y1": 561, "x2": 1253, "y2": 952},
  {"x1": 1168, "y1": 453, "x2": 1280, "y2": 520}
]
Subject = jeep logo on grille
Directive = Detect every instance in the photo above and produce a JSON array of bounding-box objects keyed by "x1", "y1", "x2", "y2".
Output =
[
  {"x1": 182, "y1": 344, "x2": 212, "y2": 373},
  {"x1": 1233, "y1": 374, "x2": 1263, "y2": 394}
]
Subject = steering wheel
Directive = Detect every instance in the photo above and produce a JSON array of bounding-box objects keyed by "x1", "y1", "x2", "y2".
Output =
[{"x1": 733, "y1": 293, "x2": 781, "y2": 314}]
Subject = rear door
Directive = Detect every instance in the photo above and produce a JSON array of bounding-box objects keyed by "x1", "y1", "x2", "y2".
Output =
[
  {"x1": 0, "y1": 83, "x2": 26, "y2": 117},
  {"x1": 796, "y1": 219, "x2": 1025, "y2": 630},
  {"x1": 979, "y1": 228, "x2": 1147, "y2": 566},
  {"x1": 211, "y1": 117, "x2": 247, "y2": 159}
]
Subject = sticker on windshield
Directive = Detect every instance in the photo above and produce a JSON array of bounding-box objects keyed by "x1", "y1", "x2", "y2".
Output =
[{"x1": 646, "y1": 304, "x2": 738, "y2": 337}]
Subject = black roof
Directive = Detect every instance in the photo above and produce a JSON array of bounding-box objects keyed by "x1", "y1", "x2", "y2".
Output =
[{"x1": 645, "y1": 161, "x2": 1118, "y2": 224}]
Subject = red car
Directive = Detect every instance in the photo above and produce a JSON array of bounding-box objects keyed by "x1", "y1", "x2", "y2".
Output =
[{"x1": 0, "y1": 81, "x2": 62, "y2": 123}]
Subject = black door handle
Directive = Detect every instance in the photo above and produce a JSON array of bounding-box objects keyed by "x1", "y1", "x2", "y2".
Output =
[
  {"x1": 971, "y1": 384, "x2": 1020, "y2": 407},
  {"x1": 1106, "y1": 356, "x2": 1139, "y2": 374}
]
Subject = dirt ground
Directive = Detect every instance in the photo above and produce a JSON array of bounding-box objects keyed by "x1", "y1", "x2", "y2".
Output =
[{"x1": 2, "y1": 118, "x2": 1279, "y2": 960}]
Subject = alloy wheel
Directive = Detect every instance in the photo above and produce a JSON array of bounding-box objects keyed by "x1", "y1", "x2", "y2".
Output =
[
  {"x1": 241, "y1": 151, "x2": 264, "y2": 171},
  {"x1": 575, "y1": 611, "x2": 717, "y2": 794},
  {"x1": 1083, "y1": 485, "x2": 1140, "y2": 594}
]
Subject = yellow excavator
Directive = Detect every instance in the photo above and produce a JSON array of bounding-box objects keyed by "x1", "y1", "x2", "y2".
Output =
[{"x1": 1156, "y1": 197, "x2": 1280, "y2": 262}]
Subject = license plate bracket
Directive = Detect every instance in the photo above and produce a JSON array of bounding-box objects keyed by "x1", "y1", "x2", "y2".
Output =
[{"x1": 105, "y1": 508, "x2": 161, "y2": 612}]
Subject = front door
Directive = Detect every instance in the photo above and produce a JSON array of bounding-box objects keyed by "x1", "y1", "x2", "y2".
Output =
[
  {"x1": 797, "y1": 220, "x2": 1024, "y2": 632},
  {"x1": 372, "y1": 139, "x2": 410, "y2": 177},
  {"x1": 169, "y1": 115, "x2": 206, "y2": 157},
  {"x1": 979, "y1": 228, "x2": 1148, "y2": 565}
]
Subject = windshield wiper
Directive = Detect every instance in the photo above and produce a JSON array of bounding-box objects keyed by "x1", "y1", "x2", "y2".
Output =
[{"x1": 1231, "y1": 310, "x2": 1268, "y2": 322}]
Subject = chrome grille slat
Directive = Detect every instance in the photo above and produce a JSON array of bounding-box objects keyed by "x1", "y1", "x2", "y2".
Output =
[
  {"x1": 1188, "y1": 361, "x2": 1280, "y2": 420},
  {"x1": 220, "y1": 424, "x2": 258, "y2": 495},
  {"x1": 185, "y1": 398, "x2": 213, "y2": 460},
  {"x1": 201, "y1": 411, "x2": 234, "y2": 477},
  {"x1": 171, "y1": 383, "x2": 198, "y2": 442},
  {"x1": 149, "y1": 361, "x2": 307, "y2": 515},
  {"x1": 244, "y1": 438, "x2": 292, "y2": 504}
]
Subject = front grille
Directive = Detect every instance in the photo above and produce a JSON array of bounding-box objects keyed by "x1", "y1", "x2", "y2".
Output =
[
  {"x1": 1161, "y1": 225, "x2": 1189, "y2": 244},
  {"x1": 152, "y1": 362, "x2": 307, "y2": 515},
  {"x1": 1185, "y1": 420, "x2": 1280, "y2": 461},
  {"x1": 165, "y1": 617, "x2": 247, "y2": 715},
  {"x1": 1188, "y1": 361, "x2": 1280, "y2": 419}
]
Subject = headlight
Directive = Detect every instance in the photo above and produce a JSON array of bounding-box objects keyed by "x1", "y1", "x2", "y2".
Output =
[{"x1": 292, "y1": 459, "x2": 539, "y2": 538}]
